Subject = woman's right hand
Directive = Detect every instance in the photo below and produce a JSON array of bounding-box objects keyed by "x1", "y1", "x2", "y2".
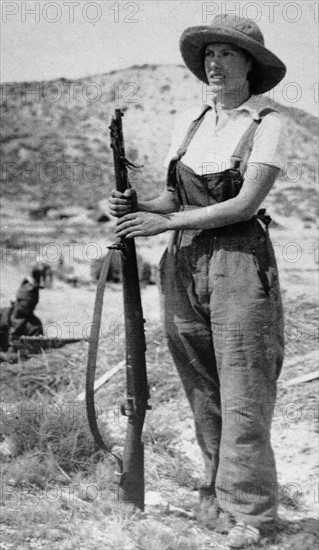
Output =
[{"x1": 108, "y1": 188, "x2": 138, "y2": 218}]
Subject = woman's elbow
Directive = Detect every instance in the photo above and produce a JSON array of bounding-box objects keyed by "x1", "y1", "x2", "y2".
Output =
[{"x1": 235, "y1": 202, "x2": 257, "y2": 222}]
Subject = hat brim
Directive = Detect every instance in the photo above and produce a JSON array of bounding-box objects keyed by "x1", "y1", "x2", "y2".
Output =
[{"x1": 180, "y1": 26, "x2": 286, "y2": 94}]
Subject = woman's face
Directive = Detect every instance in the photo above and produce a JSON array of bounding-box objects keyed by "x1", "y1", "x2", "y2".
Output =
[{"x1": 204, "y1": 43, "x2": 252, "y2": 93}]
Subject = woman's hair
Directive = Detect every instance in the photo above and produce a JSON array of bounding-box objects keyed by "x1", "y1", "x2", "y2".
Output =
[
  {"x1": 246, "y1": 57, "x2": 260, "y2": 95},
  {"x1": 237, "y1": 47, "x2": 259, "y2": 95}
]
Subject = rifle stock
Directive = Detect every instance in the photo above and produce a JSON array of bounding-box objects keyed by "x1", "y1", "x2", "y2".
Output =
[{"x1": 109, "y1": 109, "x2": 150, "y2": 510}]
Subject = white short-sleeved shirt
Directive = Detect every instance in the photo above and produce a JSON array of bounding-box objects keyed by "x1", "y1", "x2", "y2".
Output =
[{"x1": 164, "y1": 95, "x2": 288, "y2": 176}]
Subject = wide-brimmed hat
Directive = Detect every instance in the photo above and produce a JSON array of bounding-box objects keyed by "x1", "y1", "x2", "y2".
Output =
[{"x1": 180, "y1": 15, "x2": 286, "y2": 94}]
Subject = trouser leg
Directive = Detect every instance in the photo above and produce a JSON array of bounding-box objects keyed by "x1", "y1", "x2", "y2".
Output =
[
  {"x1": 166, "y1": 326, "x2": 221, "y2": 489},
  {"x1": 159, "y1": 229, "x2": 284, "y2": 527},
  {"x1": 211, "y1": 233, "x2": 284, "y2": 527},
  {"x1": 159, "y1": 245, "x2": 221, "y2": 489}
]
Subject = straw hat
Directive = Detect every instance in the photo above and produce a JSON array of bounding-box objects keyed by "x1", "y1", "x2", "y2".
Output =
[{"x1": 180, "y1": 15, "x2": 286, "y2": 93}]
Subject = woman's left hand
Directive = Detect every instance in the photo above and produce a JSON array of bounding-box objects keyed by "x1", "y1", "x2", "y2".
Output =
[{"x1": 115, "y1": 212, "x2": 171, "y2": 238}]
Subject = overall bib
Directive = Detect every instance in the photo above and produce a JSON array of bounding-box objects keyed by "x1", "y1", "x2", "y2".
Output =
[{"x1": 159, "y1": 106, "x2": 284, "y2": 527}]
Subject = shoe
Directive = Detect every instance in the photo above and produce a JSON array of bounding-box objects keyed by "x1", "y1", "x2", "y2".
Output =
[{"x1": 226, "y1": 522, "x2": 261, "y2": 548}]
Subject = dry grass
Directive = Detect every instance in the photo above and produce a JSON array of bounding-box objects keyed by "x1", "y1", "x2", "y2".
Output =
[
  {"x1": 0, "y1": 344, "x2": 89, "y2": 400},
  {"x1": 0, "y1": 318, "x2": 318, "y2": 549},
  {"x1": 1, "y1": 395, "x2": 114, "y2": 474}
]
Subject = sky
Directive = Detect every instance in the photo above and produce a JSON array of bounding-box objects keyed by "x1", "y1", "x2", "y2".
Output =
[{"x1": 1, "y1": 0, "x2": 318, "y2": 116}]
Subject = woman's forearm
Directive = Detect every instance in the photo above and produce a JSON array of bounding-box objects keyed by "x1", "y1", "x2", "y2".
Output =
[
  {"x1": 115, "y1": 196, "x2": 252, "y2": 239},
  {"x1": 165, "y1": 197, "x2": 251, "y2": 230},
  {"x1": 115, "y1": 164, "x2": 279, "y2": 238},
  {"x1": 138, "y1": 190, "x2": 179, "y2": 214},
  {"x1": 136, "y1": 191, "x2": 252, "y2": 230}
]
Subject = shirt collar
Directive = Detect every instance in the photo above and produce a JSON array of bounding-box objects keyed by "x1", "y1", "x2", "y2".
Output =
[
  {"x1": 202, "y1": 95, "x2": 271, "y2": 122},
  {"x1": 232, "y1": 95, "x2": 271, "y2": 120}
]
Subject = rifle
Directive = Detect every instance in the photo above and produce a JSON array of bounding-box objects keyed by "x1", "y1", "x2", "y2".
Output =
[
  {"x1": 14, "y1": 336, "x2": 85, "y2": 352},
  {"x1": 86, "y1": 109, "x2": 150, "y2": 511}
]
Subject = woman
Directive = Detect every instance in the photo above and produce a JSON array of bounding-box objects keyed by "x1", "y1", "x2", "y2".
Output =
[{"x1": 109, "y1": 15, "x2": 287, "y2": 548}]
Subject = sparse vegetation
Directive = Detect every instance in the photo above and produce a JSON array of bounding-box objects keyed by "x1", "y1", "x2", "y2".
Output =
[
  {"x1": 3, "y1": 400, "x2": 112, "y2": 472},
  {"x1": 0, "y1": 319, "x2": 318, "y2": 549}
]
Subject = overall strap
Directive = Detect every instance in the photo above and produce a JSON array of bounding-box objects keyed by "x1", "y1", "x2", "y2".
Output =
[
  {"x1": 230, "y1": 107, "x2": 276, "y2": 174},
  {"x1": 172, "y1": 104, "x2": 212, "y2": 161}
]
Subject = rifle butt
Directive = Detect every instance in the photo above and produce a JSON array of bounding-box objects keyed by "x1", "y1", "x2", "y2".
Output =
[{"x1": 119, "y1": 421, "x2": 145, "y2": 510}]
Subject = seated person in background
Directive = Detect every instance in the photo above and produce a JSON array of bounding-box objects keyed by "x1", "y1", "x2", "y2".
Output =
[{"x1": 0, "y1": 264, "x2": 44, "y2": 353}]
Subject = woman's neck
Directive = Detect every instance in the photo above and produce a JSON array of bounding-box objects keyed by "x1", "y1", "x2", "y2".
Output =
[{"x1": 213, "y1": 83, "x2": 251, "y2": 111}]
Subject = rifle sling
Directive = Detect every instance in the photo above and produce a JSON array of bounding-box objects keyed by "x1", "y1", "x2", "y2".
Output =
[{"x1": 86, "y1": 249, "x2": 123, "y2": 472}]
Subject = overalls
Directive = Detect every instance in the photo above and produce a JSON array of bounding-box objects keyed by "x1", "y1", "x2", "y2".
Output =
[{"x1": 159, "y1": 106, "x2": 284, "y2": 527}]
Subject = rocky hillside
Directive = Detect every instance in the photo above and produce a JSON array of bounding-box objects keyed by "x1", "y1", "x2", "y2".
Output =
[{"x1": 1, "y1": 64, "x2": 318, "y2": 223}]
